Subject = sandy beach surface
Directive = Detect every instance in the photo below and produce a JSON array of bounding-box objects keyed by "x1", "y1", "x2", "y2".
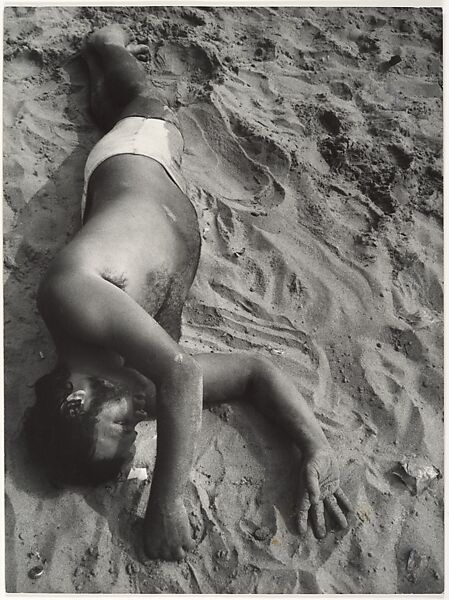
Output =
[{"x1": 3, "y1": 6, "x2": 443, "y2": 595}]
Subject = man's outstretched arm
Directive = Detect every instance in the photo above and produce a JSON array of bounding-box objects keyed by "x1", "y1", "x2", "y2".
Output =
[
  {"x1": 38, "y1": 265, "x2": 202, "y2": 560},
  {"x1": 196, "y1": 352, "x2": 352, "y2": 539}
]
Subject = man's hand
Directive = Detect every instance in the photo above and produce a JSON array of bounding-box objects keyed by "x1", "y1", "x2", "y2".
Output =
[
  {"x1": 144, "y1": 496, "x2": 194, "y2": 561},
  {"x1": 297, "y1": 447, "x2": 352, "y2": 538}
]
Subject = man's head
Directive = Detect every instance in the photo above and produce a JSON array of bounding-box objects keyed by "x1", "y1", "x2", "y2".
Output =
[{"x1": 24, "y1": 365, "x2": 149, "y2": 486}]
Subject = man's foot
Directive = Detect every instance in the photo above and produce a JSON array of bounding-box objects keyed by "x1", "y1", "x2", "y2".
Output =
[
  {"x1": 86, "y1": 24, "x2": 150, "y2": 59},
  {"x1": 87, "y1": 24, "x2": 130, "y2": 49},
  {"x1": 127, "y1": 43, "x2": 150, "y2": 61}
]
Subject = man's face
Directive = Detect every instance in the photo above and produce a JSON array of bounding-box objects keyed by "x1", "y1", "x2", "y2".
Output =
[
  {"x1": 92, "y1": 393, "x2": 149, "y2": 461},
  {"x1": 75, "y1": 376, "x2": 153, "y2": 462}
]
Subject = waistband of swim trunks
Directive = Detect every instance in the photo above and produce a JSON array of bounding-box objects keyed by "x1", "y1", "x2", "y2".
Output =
[
  {"x1": 116, "y1": 100, "x2": 181, "y2": 129},
  {"x1": 112, "y1": 115, "x2": 184, "y2": 156}
]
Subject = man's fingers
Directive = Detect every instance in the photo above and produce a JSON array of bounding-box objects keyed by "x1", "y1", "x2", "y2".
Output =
[
  {"x1": 161, "y1": 547, "x2": 172, "y2": 561},
  {"x1": 175, "y1": 547, "x2": 186, "y2": 561},
  {"x1": 298, "y1": 490, "x2": 311, "y2": 511},
  {"x1": 297, "y1": 509, "x2": 309, "y2": 536},
  {"x1": 324, "y1": 495, "x2": 348, "y2": 530},
  {"x1": 183, "y1": 538, "x2": 195, "y2": 552},
  {"x1": 311, "y1": 501, "x2": 326, "y2": 538},
  {"x1": 297, "y1": 492, "x2": 310, "y2": 535},
  {"x1": 144, "y1": 545, "x2": 187, "y2": 562},
  {"x1": 335, "y1": 488, "x2": 353, "y2": 513},
  {"x1": 305, "y1": 467, "x2": 321, "y2": 504},
  {"x1": 144, "y1": 542, "x2": 159, "y2": 560}
]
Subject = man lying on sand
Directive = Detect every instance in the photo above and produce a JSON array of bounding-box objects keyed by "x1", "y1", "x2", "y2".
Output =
[{"x1": 25, "y1": 25, "x2": 352, "y2": 561}]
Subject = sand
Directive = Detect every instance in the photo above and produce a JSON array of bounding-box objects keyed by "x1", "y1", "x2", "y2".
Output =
[{"x1": 3, "y1": 5, "x2": 443, "y2": 595}]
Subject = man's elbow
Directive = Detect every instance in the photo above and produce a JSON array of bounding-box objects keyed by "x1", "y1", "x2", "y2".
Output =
[
  {"x1": 172, "y1": 352, "x2": 203, "y2": 380},
  {"x1": 156, "y1": 352, "x2": 203, "y2": 391},
  {"x1": 248, "y1": 355, "x2": 280, "y2": 400}
]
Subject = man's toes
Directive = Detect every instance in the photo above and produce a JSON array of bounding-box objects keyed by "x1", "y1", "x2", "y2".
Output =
[{"x1": 127, "y1": 43, "x2": 150, "y2": 56}]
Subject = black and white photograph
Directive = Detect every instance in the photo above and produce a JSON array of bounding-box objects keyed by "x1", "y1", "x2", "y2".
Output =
[{"x1": 3, "y1": 3, "x2": 443, "y2": 595}]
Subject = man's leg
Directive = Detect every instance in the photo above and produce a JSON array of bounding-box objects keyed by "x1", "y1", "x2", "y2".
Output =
[{"x1": 83, "y1": 25, "x2": 167, "y2": 131}]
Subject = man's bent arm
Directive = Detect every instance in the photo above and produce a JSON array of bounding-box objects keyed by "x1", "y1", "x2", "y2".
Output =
[
  {"x1": 197, "y1": 352, "x2": 329, "y2": 454},
  {"x1": 38, "y1": 266, "x2": 202, "y2": 504},
  {"x1": 150, "y1": 356, "x2": 202, "y2": 503}
]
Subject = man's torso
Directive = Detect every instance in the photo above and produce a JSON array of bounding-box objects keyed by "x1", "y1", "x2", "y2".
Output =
[{"x1": 51, "y1": 155, "x2": 201, "y2": 341}]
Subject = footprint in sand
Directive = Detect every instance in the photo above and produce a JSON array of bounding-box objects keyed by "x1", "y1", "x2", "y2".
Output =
[
  {"x1": 227, "y1": 114, "x2": 291, "y2": 183},
  {"x1": 328, "y1": 81, "x2": 353, "y2": 101},
  {"x1": 318, "y1": 109, "x2": 344, "y2": 136},
  {"x1": 4, "y1": 48, "x2": 43, "y2": 82},
  {"x1": 153, "y1": 41, "x2": 217, "y2": 81},
  {"x1": 149, "y1": 40, "x2": 219, "y2": 106}
]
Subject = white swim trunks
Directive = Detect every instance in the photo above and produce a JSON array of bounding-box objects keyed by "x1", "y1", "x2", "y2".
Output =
[{"x1": 81, "y1": 116, "x2": 186, "y2": 219}]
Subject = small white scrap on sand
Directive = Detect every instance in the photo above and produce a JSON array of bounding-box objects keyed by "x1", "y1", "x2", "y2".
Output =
[
  {"x1": 393, "y1": 456, "x2": 440, "y2": 495},
  {"x1": 127, "y1": 467, "x2": 148, "y2": 481}
]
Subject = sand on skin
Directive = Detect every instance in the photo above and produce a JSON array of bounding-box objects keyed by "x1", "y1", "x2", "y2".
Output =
[{"x1": 3, "y1": 6, "x2": 443, "y2": 594}]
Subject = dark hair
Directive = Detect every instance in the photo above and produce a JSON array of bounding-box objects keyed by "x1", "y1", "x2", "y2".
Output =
[{"x1": 23, "y1": 365, "x2": 131, "y2": 486}]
